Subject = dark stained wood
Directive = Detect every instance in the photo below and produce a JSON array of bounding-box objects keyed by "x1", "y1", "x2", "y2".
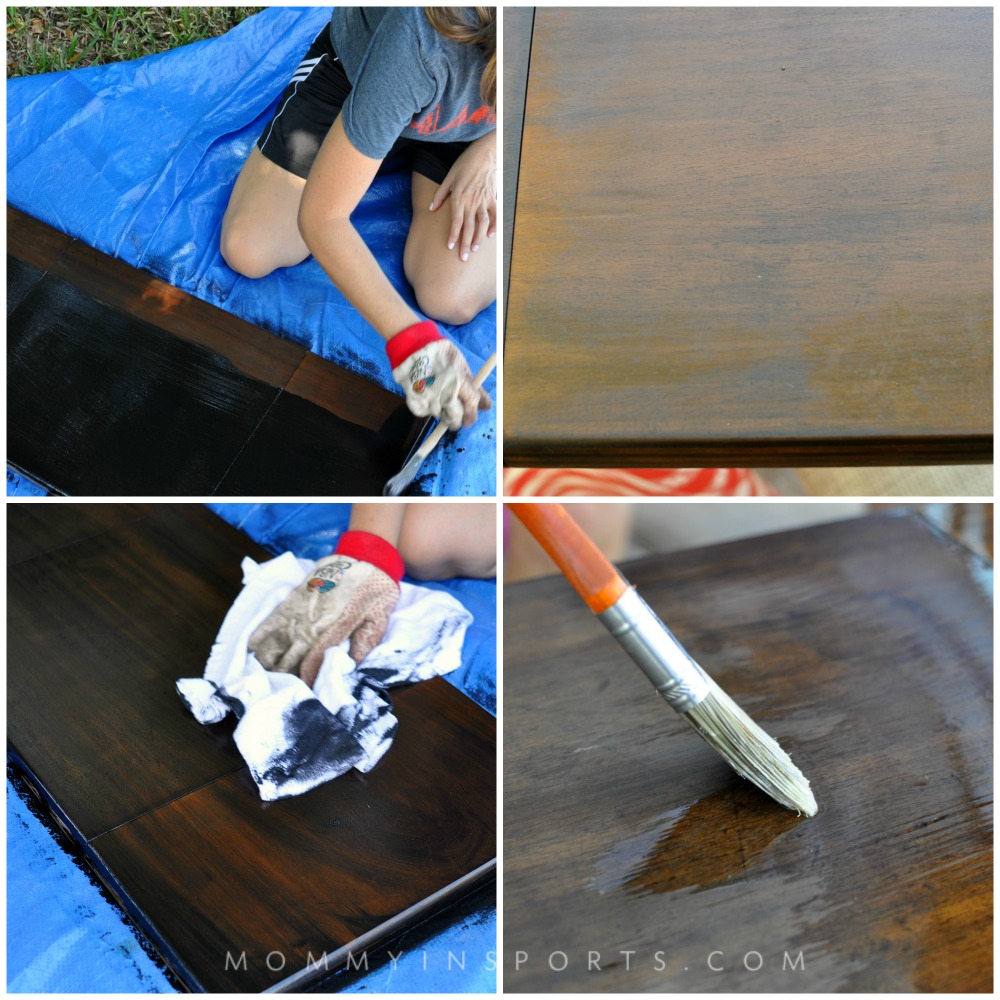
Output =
[
  {"x1": 869, "y1": 501, "x2": 993, "y2": 561},
  {"x1": 91, "y1": 678, "x2": 496, "y2": 992},
  {"x1": 7, "y1": 274, "x2": 281, "y2": 496},
  {"x1": 213, "y1": 390, "x2": 425, "y2": 497},
  {"x1": 8, "y1": 503, "x2": 497, "y2": 992},
  {"x1": 49, "y1": 236, "x2": 307, "y2": 388},
  {"x1": 6, "y1": 206, "x2": 426, "y2": 496},
  {"x1": 7, "y1": 256, "x2": 45, "y2": 316},
  {"x1": 504, "y1": 9, "x2": 993, "y2": 467},
  {"x1": 284, "y1": 350, "x2": 408, "y2": 429},
  {"x1": 502, "y1": 6, "x2": 534, "y2": 310},
  {"x1": 7, "y1": 505, "x2": 261, "y2": 837},
  {"x1": 503, "y1": 513, "x2": 992, "y2": 991},
  {"x1": 7, "y1": 204, "x2": 74, "y2": 270},
  {"x1": 6, "y1": 501, "x2": 155, "y2": 566}
]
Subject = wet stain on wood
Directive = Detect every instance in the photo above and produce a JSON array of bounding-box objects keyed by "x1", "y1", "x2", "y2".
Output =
[
  {"x1": 6, "y1": 207, "x2": 423, "y2": 496},
  {"x1": 8, "y1": 504, "x2": 496, "y2": 992},
  {"x1": 503, "y1": 513, "x2": 992, "y2": 991}
]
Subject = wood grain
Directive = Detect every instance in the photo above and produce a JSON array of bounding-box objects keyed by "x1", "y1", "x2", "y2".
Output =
[
  {"x1": 503, "y1": 513, "x2": 992, "y2": 991},
  {"x1": 6, "y1": 501, "x2": 155, "y2": 567},
  {"x1": 91, "y1": 678, "x2": 496, "y2": 992},
  {"x1": 7, "y1": 256, "x2": 44, "y2": 316},
  {"x1": 8, "y1": 505, "x2": 261, "y2": 837},
  {"x1": 6, "y1": 205, "x2": 74, "y2": 270},
  {"x1": 503, "y1": 6, "x2": 534, "y2": 309},
  {"x1": 505, "y1": 9, "x2": 993, "y2": 467},
  {"x1": 6, "y1": 206, "x2": 425, "y2": 496},
  {"x1": 8, "y1": 504, "x2": 497, "y2": 992},
  {"x1": 213, "y1": 390, "x2": 423, "y2": 497},
  {"x1": 8, "y1": 274, "x2": 282, "y2": 495}
]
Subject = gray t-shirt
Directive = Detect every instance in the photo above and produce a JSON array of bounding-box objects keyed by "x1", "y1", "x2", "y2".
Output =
[{"x1": 329, "y1": 7, "x2": 495, "y2": 159}]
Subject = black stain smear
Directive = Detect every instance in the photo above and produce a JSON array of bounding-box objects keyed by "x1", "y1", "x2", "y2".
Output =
[
  {"x1": 7, "y1": 273, "x2": 421, "y2": 497},
  {"x1": 381, "y1": 612, "x2": 469, "y2": 683},
  {"x1": 7, "y1": 275, "x2": 277, "y2": 496},
  {"x1": 358, "y1": 665, "x2": 398, "y2": 686},
  {"x1": 7, "y1": 256, "x2": 45, "y2": 316},
  {"x1": 206, "y1": 681, "x2": 246, "y2": 720},
  {"x1": 260, "y1": 699, "x2": 367, "y2": 791},
  {"x1": 213, "y1": 391, "x2": 415, "y2": 497},
  {"x1": 403, "y1": 473, "x2": 435, "y2": 496}
]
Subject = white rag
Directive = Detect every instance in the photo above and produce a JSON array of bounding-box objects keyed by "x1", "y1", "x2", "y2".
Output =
[{"x1": 176, "y1": 552, "x2": 471, "y2": 800}]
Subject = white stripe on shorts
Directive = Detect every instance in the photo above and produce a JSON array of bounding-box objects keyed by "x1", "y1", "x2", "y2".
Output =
[{"x1": 260, "y1": 52, "x2": 336, "y2": 154}]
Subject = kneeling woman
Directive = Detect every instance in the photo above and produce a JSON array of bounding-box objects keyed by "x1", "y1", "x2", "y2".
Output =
[{"x1": 222, "y1": 7, "x2": 496, "y2": 430}]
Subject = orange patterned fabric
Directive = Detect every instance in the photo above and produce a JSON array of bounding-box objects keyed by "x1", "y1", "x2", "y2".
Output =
[{"x1": 503, "y1": 467, "x2": 775, "y2": 497}]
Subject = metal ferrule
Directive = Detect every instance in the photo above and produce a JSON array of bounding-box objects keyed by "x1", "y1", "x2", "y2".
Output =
[{"x1": 596, "y1": 588, "x2": 711, "y2": 714}]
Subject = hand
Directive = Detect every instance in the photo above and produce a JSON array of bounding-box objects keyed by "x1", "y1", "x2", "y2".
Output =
[
  {"x1": 429, "y1": 133, "x2": 497, "y2": 263},
  {"x1": 248, "y1": 533, "x2": 403, "y2": 687},
  {"x1": 387, "y1": 321, "x2": 492, "y2": 430}
]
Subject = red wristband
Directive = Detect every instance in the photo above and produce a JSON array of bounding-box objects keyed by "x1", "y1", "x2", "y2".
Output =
[
  {"x1": 334, "y1": 530, "x2": 405, "y2": 583},
  {"x1": 386, "y1": 320, "x2": 444, "y2": 369}
]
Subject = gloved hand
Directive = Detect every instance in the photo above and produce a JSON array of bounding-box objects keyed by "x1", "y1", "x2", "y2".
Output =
[
  {"x1": 387, "y1": 320, "x2": 492, "y2": 431},
  {"x1": 248, "y1": 531, "x2": 404, "y2": 688}
]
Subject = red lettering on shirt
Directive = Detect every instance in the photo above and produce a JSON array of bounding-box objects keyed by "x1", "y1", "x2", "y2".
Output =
[{"x1": 410, "y1": 103, "x2": 496, "y2": 136}]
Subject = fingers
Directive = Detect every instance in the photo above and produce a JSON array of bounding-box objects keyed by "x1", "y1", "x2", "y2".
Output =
[
  {"x1": 274, "y1": 636, "x2": 313, "y2": 676},
  {"x1": 428, "y1": 176, "x2": 450, "y2": 214},
  {"x1": 447, "y1": 200, "x2": 465, "y2": 258},
  {"x1": 297, "y1": 618, "x2": 353, "y2": 686},
  {"x1": 447, "y1": 193, "x2": 494, "y2": 262},
  {"x1": 348, "y1": 612, "x2": 390, "y2": 666}
]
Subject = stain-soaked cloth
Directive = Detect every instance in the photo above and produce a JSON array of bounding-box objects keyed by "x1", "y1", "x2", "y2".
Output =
[{"x1": 177, "y1": 551, "x2": 471, "y2": 801}]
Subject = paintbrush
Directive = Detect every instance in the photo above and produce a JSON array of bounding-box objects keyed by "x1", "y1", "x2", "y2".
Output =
[
  {"x1": 383, "y1": 352, "x2": 497, "y2": 497},
  {"x1": 509, "y1": 502, "x2": 817, "y2": 816}
]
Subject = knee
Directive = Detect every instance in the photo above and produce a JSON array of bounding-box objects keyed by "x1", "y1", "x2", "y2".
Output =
[
  {"x1": 398, "y1": 529, "x2": 453, "y2": 580},
  {"x1": 398, "y1": 526, "x2": 495, "y2": 581},
  {"x1": 220, "y1": 218, "x2": 277, "y2": 279},
  {"x1": 409, "y1": 275, "x2": 493, "y2": 327}
]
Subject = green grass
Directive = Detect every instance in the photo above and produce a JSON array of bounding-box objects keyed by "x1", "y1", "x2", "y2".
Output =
[{"x1": 6, "y1": 7, "x2": 264, "y2": 77}]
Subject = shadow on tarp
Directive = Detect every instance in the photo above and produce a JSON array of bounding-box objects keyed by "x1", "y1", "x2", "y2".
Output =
[{"x1": 6, "y1": 7, "x2": 496, "y2": 496}]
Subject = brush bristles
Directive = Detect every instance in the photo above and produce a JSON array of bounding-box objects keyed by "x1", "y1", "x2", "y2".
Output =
[
  {"x1": 383, "y1": 457, "x2": 419, "y2": 497},
  {"x1": 682, "y1": 679, "x2": 817, "y2": 817}
]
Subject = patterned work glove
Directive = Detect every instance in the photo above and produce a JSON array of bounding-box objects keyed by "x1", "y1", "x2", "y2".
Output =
[
  {"x1": 248, "y1": 531, "x2": 404, "y2": 687},
  {"x1": 387, "y1": 320, "x2": 492, "y2": 431}
]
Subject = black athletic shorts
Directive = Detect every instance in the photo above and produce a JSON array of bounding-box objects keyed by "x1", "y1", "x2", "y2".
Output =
[{"x1": 257, "y1": 25, "x2": 470, "y2": 184}]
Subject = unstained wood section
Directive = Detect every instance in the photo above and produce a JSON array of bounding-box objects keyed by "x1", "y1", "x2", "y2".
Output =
[
  {"x1": 8, "y1": 504, "x2": 497, "y2": 992},
  {"x1": 503, "y1": 514, "x2": 992, "y2": 991},
  {"x1": 505, "y1": 9, "x2": 992, "y2": 466}
]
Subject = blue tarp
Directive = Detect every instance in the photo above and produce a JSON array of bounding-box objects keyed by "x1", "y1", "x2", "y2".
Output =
[
  {"x1": 6, "y1": 7, "x2": 496, "y2": 496},
  {"x1": 7, "y1": 503, "x2": 496, "y2": 992}
]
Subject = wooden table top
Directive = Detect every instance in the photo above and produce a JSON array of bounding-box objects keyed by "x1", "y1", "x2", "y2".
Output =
[
  {"x1": 7, "y1": 207, "x2": 427, "y2": 496},
  {"x1": 504, "y1": 8, "x2": 992, "y2": 467},
  {"x1": 8, "y1": 504, "x2": 496, "y2": 992},
  {"x1": 503, "y1": 513, "x2": 992, "y2": 991}
]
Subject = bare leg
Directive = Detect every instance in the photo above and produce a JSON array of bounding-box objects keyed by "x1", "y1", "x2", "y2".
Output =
[
  {"x1": 404, "y1": 173, "x2": 497, "y2": 327},
  {"x1": 220, "y1": 148, "x2": 310, "y2": 278},
  {"x1": 398, "y1": 503, "x2": 496, "y2": 580}
]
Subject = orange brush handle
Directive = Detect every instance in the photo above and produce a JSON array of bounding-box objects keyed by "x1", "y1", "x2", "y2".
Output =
[{"x1": 509, "y1": 503, "x2": 628, "y2": 613}]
